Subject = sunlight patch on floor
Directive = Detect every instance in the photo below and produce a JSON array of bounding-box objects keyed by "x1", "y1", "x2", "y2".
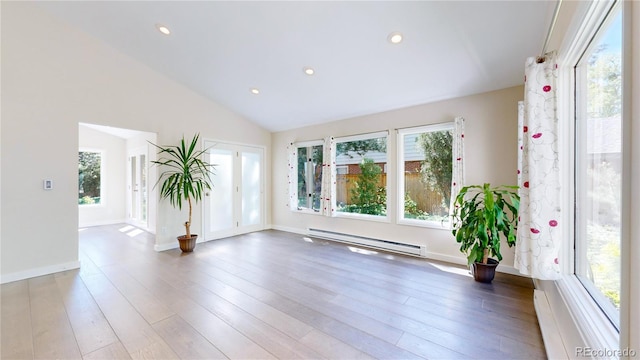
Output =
[
  {"x1": 126, "y1": 229, "x2": 144, "y2": 237},
  {"x1": 119, "y1": 225, "x2": 135, "y2": 233},
  {"x1": 302, "y1": 237, "x2": 314, "y2": 243},
  {"x1": 348, "y1": 246, "x2": 378, "y2": 256},
  {"x1": 431, "y1": 262, "x2": 472, "y2": 277}
]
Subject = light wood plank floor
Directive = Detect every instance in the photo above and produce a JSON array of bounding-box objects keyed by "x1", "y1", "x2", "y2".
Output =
[{"x1": 1, "y1": 224, "x2": 546, "y2": 359}]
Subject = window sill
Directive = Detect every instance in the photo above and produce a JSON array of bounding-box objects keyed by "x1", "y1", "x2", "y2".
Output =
[
  {"x1": 292, "y1": 208, "x2": 322, "y2": 216},
  {"x1": 397, "y1": 218, "x2": 451, "y2": 230},
  {"x1": 549, "y1": 275, "x2": 619, "y2": 357},
  {"x1": 334, "y1": 212, "x2": 390, "y2": 223}
]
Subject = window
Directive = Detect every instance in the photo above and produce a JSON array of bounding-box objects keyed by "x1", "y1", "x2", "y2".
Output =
[
  {"x1": 574, "y1": 5, "x2": 622, "y2": 327},
  {"x1": 296, "y1": 141, "x2": 323, "y2": 212},
  {"x1": 335, "y1": 132, "x2": 388, "y2": 218},
  {"x1": 398, "y1": 123, "x2": 454, "y2": 227},
  {"x1": 78, "y1": 151, "x2": 102, "y2": 205}
]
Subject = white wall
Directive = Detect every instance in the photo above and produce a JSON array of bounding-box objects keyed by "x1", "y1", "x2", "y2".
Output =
[
  {"x1": 0, "y1": 2, "x2": 271, "y2": 282},
  {"x1": 271, "y1": 86, "x2": 523, "y2": 270},
  {"x1": 78, "y1": 125, "x2": 127, "y2": 227}
]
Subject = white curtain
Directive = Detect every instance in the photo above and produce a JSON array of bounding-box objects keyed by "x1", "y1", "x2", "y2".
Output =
[
  {"x1": 320, "y1": 136, "x2": 336, "y2": 216},
  {"x1": 286, "y1": 142, "x2": 298, "y2": 210},
  {"x1": 449, "y1": 116, "x2": 465, "y2": 217},
  {"x1": 514, "y1": 51, "x2": 562, "y2": 280}
]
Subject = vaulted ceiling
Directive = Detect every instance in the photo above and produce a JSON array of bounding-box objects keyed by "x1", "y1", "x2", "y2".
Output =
[{"x1": 36, "y1": 1, "x2": 555, "y2": 132}]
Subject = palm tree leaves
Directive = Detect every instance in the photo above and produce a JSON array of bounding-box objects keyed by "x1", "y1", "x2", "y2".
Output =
[{"x1": 150, "y1": 133, "x2": 214, "y2": 211}]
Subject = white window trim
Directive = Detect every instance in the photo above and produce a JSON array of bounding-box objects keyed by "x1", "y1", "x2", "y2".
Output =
[
  {"x1": 293, "y1": 140, "x2": 323, "y2": 214},
  {"x1": 396, "y1": 123, "x2": 454, "y2": 230},
  {"x1": 334, "y1": 131, "x2": 390, "y2": 221},
  {"x1": 554, "y1": 0, "x2": 622, "y2": 354}
]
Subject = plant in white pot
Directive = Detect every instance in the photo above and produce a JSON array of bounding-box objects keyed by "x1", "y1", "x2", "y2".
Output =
[
  {"x1": 151, "y1": 133, "x2": 214, "y2": 252},
  {"x1": 450, "y1": 183, "x2": 519, "y2": 283}
]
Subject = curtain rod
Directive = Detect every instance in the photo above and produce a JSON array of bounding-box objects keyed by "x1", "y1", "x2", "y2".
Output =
[{"x1": 538, "y1": 0, "x2": 563, "y2": 63}]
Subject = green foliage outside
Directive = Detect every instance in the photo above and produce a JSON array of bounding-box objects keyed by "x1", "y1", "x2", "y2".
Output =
[
  {"x1": 586, "y1": 161, "x2": 621, "y2": 309},
  {"x1": 588, "y1": 46, "x2": 621, "y2": 119},
  {"x1": 78, "y1": 151, "x2": 101, "y2": 205},
  {"x1": 582, "y1": 43, "x2": 622, "y2": 309},
  {"x1": 337, "y1": 138, "x2": 386, "y2": 157},
  {"x1": 342, "y1": 158, "x2": 386, "y2": 215},
  {"x1": 417, "y1": 130, "x2": 453, "y2": 216},
  {"x1": 402, "y1": 193, "x2": 450, "y2": 222}
]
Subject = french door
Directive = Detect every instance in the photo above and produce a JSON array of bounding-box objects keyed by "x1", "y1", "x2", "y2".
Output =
[
  {"x1": 204, "y1": 142, "x2": 264, "y2": 240},
  {"x1": 127, "y1": 147, "x2": 148, "y2": 229}
]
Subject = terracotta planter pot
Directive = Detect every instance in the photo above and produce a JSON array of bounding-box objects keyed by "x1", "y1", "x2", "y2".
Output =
[
  {"x1": 472, "y1": 258, "x2": 499, "y2": 283},
  {"x1": 177, "y1": 234, "x2": 198, "y2": 252}
]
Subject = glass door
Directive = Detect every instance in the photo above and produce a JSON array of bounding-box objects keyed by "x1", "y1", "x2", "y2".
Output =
[
  {"x1": 127, "y1": 148, "x2": 148, "y2": 229},
  {"x1": 204, "y1": 142, "x2": 264, "y2": 240}
]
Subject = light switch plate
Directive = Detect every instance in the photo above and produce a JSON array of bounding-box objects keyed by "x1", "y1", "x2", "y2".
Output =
[{"x1": 43, "y1": 180, "x2": 53, "y2": 190}]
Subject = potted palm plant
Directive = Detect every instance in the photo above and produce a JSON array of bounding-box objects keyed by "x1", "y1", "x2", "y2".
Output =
[
  {"x1": 450, "y1": 183, "x2": 519, "y2": 283},
  {"x1": 151, "y1": 133, "x2": 214, "y2": 252}
]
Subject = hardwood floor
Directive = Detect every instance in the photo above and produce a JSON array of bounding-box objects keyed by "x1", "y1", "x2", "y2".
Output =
[{"x1": 1, "y1": 224, "x2": 546, "y2": 359}]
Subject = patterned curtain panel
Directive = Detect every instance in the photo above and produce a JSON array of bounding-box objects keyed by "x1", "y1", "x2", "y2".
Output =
[
  {"x1": 286, "y1": 142, "x2": 298, "y2": 210},
  {"x1": 449, "y1": 116, "x2": 466, "y2": 220},
  {"x1": 320, "y1": 136, "x2": 336, "y2": 216},
  {"x1": 515, "y1": 51, "x2": 562, "y2": 280}
]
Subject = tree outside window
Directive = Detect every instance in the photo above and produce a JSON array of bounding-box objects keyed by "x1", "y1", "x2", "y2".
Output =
[
  {"x1": 335, "y1": 135, "x2": 387, "y2": 217},
  {"x1": 79, "y1": 151, "x2": 102, "y2": 205},
  {"x1": 399, "y1": 125, "x2": 454, "y2": 224}
]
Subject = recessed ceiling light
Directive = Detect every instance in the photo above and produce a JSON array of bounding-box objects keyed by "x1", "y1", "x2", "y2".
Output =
[
  {"x1": 388, "y1": 32, "x2": 403, "y2": 44},
  {"x1": 303, "y1": 67, "x2": 315, "y2": 76},
  {"x1": 156, "y1": 24, "x2": 171, "y2": 35},
  {"x1": 250, "y1": 88, "x2": 260, "y2": 95}
]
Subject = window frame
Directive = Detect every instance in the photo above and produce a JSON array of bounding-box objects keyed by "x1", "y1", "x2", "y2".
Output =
[
  {"x1": 555, "y1": 0, "x2": 626, "y2": 352},
  {"x1": 573, "y1": 4, "x2": 623, "y2": 329},
  {"x1": 78, "y1": 148, "x2": 104, "y2": 207},
  {"x1": 333, "y1": 131, "x2": 390, "y2": 222},
  {"x1": 293, "y1": 140, "x2": 323, "y2": 214},
  {"x1": 396, "y1": 122, "x2": 454, "y2": 230}
]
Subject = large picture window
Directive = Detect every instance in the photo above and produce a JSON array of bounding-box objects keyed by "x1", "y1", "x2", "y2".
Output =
[
  {"x1": 398, "y1": 123, "x2": 454, "y2": 227},
  {"x1": 335, "y1": 132, "x2": 388, "y2": 218},
  {"x1": 78, "y1": 151, "x2": 102, "y2": 205},
  {"x1": 574, "y1": 5, "x2": 622, "y2": 327}
]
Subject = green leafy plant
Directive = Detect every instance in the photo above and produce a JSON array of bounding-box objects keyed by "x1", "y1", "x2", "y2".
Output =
[
  {"x1": 450, "y1": 183, "x2": 519, "y2": 266},
  {"x1": 150, "y1": 133, "x2": 214, "y2": 239},
  {"x1": 346, "y1": 158, "x2": 386, "y2": 215}
]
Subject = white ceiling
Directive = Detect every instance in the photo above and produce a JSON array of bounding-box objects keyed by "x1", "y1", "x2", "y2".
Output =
[{"x1": 36, "y1": 1, "x2": 555, "y2": 132}]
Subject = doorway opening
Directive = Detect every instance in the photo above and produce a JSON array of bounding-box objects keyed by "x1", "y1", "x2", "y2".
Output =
[{"x1": 78, "y1": 123, "x2": 157, "y2": 233}]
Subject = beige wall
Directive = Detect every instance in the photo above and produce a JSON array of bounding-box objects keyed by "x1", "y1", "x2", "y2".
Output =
[
  {"x1": 0, "y1": 2, "x2": 271, "y2": 282},
  {"x1": 272, "y1": 85, "x2": 523, "y2": 270}
]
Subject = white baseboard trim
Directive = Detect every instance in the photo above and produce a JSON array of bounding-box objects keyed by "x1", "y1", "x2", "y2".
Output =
[
  {"x1": 270, "y1": 225, "x2": 306, "y2": 235},
  {"x1": 154, "y1": 242, "x2": 178, "y2": 252},
  {"x1": 154, "y1": 235, "x2": 211, "y2": 252},
  {"x1": 1, "y1": 260, "x2": 81, "y2": 284},
  {"x1": 425, "y1": 252, "x2": 466, "y2": 266},
  {"x1": 534, "y1": 289, "x2": 570, "y2": 359}
]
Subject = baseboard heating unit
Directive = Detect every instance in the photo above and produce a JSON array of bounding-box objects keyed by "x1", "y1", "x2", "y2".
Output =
[{"x1": 307, "y1": 228, "x2": 426, "y2": 257}]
